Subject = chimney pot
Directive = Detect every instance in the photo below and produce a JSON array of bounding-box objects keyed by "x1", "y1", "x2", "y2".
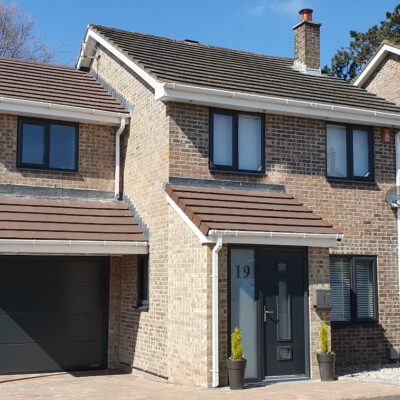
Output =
[{"x1": 299, "y1": 8, "x2": 313, "y2": 22}]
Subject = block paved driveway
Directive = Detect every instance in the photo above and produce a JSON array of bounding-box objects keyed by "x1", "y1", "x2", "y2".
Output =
[{"x1": 1, "y1": 370, "x2": 400, "y2": 400}]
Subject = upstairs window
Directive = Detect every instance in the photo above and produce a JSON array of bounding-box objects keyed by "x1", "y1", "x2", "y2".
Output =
[
  {"x1": 330, "y1": 256, "x2": 377, "y2": 324},
  {"x1": 326, "y1": 124, "x2": 374, "y2": 181},
  {"x1": 17, "y1": 117, "x2": 78, "y2": 172},
  {"x1": 210, "y1": 109, "x2": 264, "y2": 173}
]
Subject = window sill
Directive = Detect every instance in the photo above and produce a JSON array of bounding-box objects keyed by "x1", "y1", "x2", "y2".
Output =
[
  {"x1": 331, "y1": 320, "x2": 379, "y2": 327},
  {"x1": 326, "y1": 178, "x2": 376, "y2": 185},
  {"x1": 134, "y1": 304, "x2": 149, "y2": 312},
  {"x1": 16, "y1": 166, "x2": 78, "y2": 174},
  {"x1": 210, "y1": 168, "x2": 266, "y2": 177}
]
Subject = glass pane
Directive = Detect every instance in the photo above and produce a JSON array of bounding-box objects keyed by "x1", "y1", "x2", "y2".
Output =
[
  {"x1": 238, "y1": 114, "x2": 262, "y2": 171},
  {"x1": 49, "y1": 124, "x2": 77, "y2": 170},
  {"x1": 21, "y1": 123, "x2": 45, "y2": 165},
  {"x1": 213, "y1": 114, "x2": 232, "y2": 166},
  {"x1": 355, "y1": 259, "x2": 375, "y2": 319},
  {"x1": 327, "y1": 125, "x2": 347, "y2": 178},
  {"x1": 330, "y1": 258, "x2": 351, "y2": 322},
  {"x1": 230, "y1": 248, "x2": 257, "y2": 379},
  {"x1": 140, "y1": 257, "x2": 149, "y2": 307},
  {"x1": 277, "y1": 280, "x2": 291, "y2": 340},
  {"x1": 353, "y1": 129, "x2": 370, "y2": 178}
]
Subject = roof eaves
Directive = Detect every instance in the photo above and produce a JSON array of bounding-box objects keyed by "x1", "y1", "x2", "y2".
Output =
[{"x1": 354, "y1": 43, "x2": 400, "y2": 87}]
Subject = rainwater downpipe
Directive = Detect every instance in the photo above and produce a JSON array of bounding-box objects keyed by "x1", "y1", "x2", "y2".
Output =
[
  {"x1": 115, "y1": 117, "x2": 126, "y2": 198},
  {"x1": 396, "y1": 131, "x2": 400, "y2": 302},
  {"x1": 211, "y1": 236, "x2": 223, "y2": 388}
]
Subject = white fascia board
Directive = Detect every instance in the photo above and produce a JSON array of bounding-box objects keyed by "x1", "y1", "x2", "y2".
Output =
[
  {"x1": 157, "y1": 82, "x2": 400, "y2": 127},
  {"x1": 0, "y1": 96, "x2": 130, "y2": 126},
  {"x1": 166, "y1": 194, "x2": 212, "y2": 244},
  {"x1": 78, "y1": 27, "x2": 163, "y2": 93},
  {"x1": 207, "y1": 230, "x2": 341, "y2": 248},
  {"x1": 0, "y1": 239, "x2": 148, "y2": 255},
  {"x1": 354, "y1": 44, "x2": 400, "y2": 87}
]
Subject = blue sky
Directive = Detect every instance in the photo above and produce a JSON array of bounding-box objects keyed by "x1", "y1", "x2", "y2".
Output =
[{"x1": 15, "y1": 0, "x2": 400, "y2": 67}]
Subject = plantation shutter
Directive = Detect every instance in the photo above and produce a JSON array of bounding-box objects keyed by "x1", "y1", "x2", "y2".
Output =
[
  {"x1": 355, "y1": 258, "x2": 376, "y2": 319},
  {"x1": 330, "y1": 258, "x2": 351, "y2": 322}
]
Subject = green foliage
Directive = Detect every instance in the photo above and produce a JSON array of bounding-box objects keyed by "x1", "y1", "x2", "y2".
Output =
[
  {"x1": 319, "y1": 321, "x2": 329, "y2": 353},
  {"x1": 231, "y1": 326, "x2": 244, "y2": 360},
  {"x1": 327, "y1": 4, "x2": 400, "y2": 81}
]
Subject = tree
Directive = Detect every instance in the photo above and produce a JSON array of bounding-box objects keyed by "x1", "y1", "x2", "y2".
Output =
[
  {"x1": 328, "y1": 4, "x2": 400, "y2": 81},
  {"x1": 0, "y1": 1, "x2": 54, "y2": 62}
]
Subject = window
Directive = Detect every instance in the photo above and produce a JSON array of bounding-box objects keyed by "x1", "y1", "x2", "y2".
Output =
[
  {"x1": 326, "y1": 124, "x2": 373, "y2": 181},
  {"x1": 210, "y1": 109, "x2": 264, "y2": 173},
  {"x1": 330, "y1": 256, "x2": 377, "y2": 323},
  {"x1": 138, "y1": 256, "x2": 149, "y2": 309},
  {"x1": 18, "y1": 117, "x2": 78, "y2": 171}
]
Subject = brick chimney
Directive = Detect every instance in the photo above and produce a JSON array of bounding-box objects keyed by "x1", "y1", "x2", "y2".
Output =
[{"x1": 293, "y1": 9, "x2": 321, "y2": 73}]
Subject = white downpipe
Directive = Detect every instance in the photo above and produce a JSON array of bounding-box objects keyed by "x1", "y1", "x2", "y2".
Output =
[
  {"x1": 211, "y1": 236, "x2": 223, "y2": 388},
  {"x1": 396, "y1": 132, "x2": 400, "y2": 302},
  {"x1": 114, "y1": 118, "x2": 126, "y2": 198}
]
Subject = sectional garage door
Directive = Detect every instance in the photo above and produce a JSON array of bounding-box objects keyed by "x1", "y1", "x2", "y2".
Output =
[{"x1": 0, "y1": 256, "x2": 109, "y2": 374}]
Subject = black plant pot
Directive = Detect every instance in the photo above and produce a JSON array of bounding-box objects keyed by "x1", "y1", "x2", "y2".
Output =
[
  {"x1": 317, "y1": 352, "x2": 336, "y2": 381},
  {"x1": 227, "y1": 358, "x2": 247, "y2": 390}
]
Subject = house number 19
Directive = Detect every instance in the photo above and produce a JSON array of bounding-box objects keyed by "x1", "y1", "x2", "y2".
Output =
[{"x1": 236, "y1": 264, "x2": 251, "y2": 278}]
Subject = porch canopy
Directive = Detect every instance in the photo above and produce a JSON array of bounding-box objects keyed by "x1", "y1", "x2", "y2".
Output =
[
  {"x1": 166, "y1": 183, "x2": 341, "y2": 248},
  {"x1": 0, "y1": 195, "x2": 148, "y2": 254}
]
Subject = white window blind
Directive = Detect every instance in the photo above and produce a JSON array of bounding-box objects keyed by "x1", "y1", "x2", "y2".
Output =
[
  {"x1": 238, "y1": 114, "x2": 262, "y2": 171},
  {"x1": 330, "y1": 258, "x2": 351, "y2": 322},
  {"x1": 327, "y1": 125, "x2": 347, "y2": 178},
  {"x1": 355, "y1": 259, "x2": 375, "y2": 319},
  {"x1": 353, "y1": 129, "x2": 370, "y2": 178},
  {"x1": 213, "y1": 113, "x2": 232, "y2": 166}
]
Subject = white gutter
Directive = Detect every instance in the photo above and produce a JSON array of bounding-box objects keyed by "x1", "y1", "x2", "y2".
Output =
[
  {"x1": 354, "y1": 44, "x2": 400, "y2": 87},
  {"x1": 0, "y1": 96, "x2": 129, "y2": 126},
  {"x1": 157, "y1": 82, "x2": 400, "y2": 127},
  {"x1": 0, "y1": 239, "x2": 148, "y2": 255},
  {"x1": 115, "y1": 118, "x2": 126, "y2": 198},
  {"x1": 211, "y1": 236, "x2": 223, "y2": 388},
  {"x1": 207, "y1": 230, "x2": 342, "y2": 248},
  {"x1": 396, "y1": 132, "x2": 400, "y2": 302}
]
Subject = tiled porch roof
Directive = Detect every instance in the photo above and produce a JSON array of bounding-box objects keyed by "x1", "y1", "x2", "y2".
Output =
[
  {"x1": 0, "y1": 196, "x2": 145, "y2": 242},
  {"x1": 165, "y1": 183, "x2": 339, "y2": 236}
]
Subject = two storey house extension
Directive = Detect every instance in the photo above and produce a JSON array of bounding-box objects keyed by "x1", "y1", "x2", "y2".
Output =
[
  {"x1": 75, "y1": 8, "x2": 400, "y2": 387},
  {"x1": 0, "y1": 58, "x2": 148, "y2": 374}
]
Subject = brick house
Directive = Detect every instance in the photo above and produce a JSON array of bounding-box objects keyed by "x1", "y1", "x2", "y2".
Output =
[{"x1": 1, "y1": 8, "x2": 400, "y2": 388}]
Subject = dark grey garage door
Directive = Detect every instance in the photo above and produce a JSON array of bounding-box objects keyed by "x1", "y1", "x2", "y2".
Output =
[{"x1": 0, "y1": 256, "x2": 109, "y2": 374}]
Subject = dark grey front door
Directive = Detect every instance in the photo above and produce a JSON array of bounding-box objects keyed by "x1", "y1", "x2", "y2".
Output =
[
  {"x1": 261, "y1": 249, "x2": 307, "y2": 379},
  {"x1": 0, "y1": 256, "x2": 109, "y2": 374}
]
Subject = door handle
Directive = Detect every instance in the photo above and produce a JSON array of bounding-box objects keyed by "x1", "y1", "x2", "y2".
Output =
[{"x1": 264, "y1": 306, "x2": 279, "y2": 323}]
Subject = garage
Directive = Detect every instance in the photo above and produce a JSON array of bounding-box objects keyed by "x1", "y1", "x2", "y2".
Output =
[{"x1": 0, "y1": 256, "x2": 109, "y2": 374}]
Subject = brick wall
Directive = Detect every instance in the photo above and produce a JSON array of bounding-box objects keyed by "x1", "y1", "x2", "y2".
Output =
[
  {"x1": 293, "y1": 21, "x2": 321, "y2": 70},
  {"x1": 91, "y1": 46, "x2": 171, "y2": 379},
  {"x1": 168, "y1": 103, "x2": 400, "y2": 367},
  {"x1": 0, "y1": 113, "x2": 115, "y2": 191},
  {"x1": 364, "y1": 53, "x2": 400, "y2": 107}
]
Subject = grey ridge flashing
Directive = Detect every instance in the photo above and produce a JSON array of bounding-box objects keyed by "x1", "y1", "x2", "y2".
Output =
[
  {"x1": 78, "y1": 25, "x2": 400, "y2": 127},
  {"x1": 0, "y1": 184, "x2": 116, "y2": 201}
]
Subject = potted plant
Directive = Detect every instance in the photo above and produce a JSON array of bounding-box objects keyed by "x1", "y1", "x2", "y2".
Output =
[
  {"x1": 317, "y1": 320, "x2": 336, "y2": 381},
  {"x1": 227, "y1": 326, "x2": 247, "y2": 390}
]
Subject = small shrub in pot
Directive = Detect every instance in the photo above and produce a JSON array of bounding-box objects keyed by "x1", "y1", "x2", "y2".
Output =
[
  {"x1": 227, "y1": 327, "x2": 247, "y2": 390},
  {"x1": 317, "y1": 321, "x2": 336, "y2": 381}
]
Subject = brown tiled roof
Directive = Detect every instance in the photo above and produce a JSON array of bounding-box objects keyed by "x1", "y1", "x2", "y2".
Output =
[
  {"x1": 166, "y1": 184, "x2": 338, "y2": 236},
  {"x1": 0, "y1": 57, "x2": 128, "y2": 113},
  {"x1": 0, "y1": 196, "x2": 145, "y2": 242},
  {"x1": 90, "y1": 24, "x2": 400, "y2": 114}
]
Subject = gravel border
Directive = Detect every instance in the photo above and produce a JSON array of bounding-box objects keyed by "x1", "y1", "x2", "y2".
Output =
[{"x1": 337, "y1": 364, "x2": 400, "y2": 386}]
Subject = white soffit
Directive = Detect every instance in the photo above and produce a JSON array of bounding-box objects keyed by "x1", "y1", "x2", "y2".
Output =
[
  {"x1": 354, "y1": 44, "x2": 400, "y2": 87},
  {"x1": 0, "y1": 239, "x2": 149, "y2": 255}
]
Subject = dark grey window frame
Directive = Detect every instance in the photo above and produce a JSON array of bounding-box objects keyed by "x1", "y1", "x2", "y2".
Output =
[
  {"x1": 17, "y1": 117, "x2": 79, "y2": 172},
  {"x1": 209, "y1": 108, "x2": 265, "y2": 174},
  {"x1": 325, "y1": 123, "x2": 374, "y2": 182},
  {"x1": 330, "y1": 255, "x2": 378, "y2": 325},
  {"x1": 137, "y1": 255, "x2": 149, "y2": 310}
]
